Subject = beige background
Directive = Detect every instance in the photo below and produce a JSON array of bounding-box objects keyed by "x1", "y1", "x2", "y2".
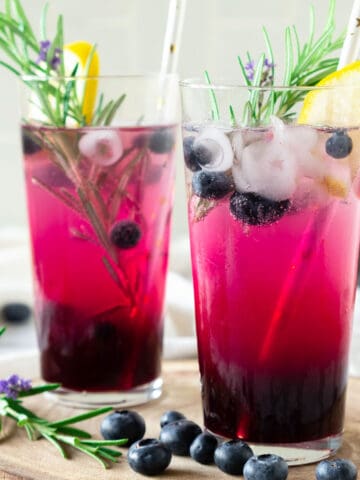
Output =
[{"x1": 0, "y1": 0, "x2": 354, "y2": 238}]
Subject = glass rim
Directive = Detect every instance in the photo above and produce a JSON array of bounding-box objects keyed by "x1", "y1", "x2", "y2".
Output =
[
  {"x1": 179, "y1": 77, "x2": 359, "y2": 91},
  {"x1": 20, "y1": 72, "x2": 179, "y2": 82}
]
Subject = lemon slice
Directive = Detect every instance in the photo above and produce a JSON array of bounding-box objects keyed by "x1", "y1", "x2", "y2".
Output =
[
  {"x1": 298, "y1": 60, "x2": 360, "y2": 126},
  {"x1": 298, "y1": 61, "x2": 360, "y2": 197},
  {"x1": 63, "y1": 41, "x2": 100, "y2": 124}
]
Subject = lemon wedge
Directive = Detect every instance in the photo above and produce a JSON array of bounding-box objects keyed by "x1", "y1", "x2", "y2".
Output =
[
  {"x1": 298, "y1": 61, "x2": 360, "y2": 127},
  {"x1": 63, "y1": 41, "x2": 100, "y2": 124}
]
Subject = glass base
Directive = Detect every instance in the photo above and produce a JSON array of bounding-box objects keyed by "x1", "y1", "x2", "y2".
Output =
[
  {"x1": 208, "y1": 430, "x2": 342, "y2": 466},
  {"x1": 44, "y1": 377, "x2": 163, "y2": 409}
]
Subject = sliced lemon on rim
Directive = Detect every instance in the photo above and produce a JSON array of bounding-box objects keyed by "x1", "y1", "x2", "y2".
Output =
[
  {"x1": 298, "y1": 61, "x2": 360, "y2": 197},
  {"x1": 298, "y1": 60, "x2": 360, "y2": 127},
  {"x1": 63, "y1": 41, "x2": 100, "y2": 124}
]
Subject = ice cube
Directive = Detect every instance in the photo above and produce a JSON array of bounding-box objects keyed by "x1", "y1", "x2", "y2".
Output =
[
  {"x1": 241, "y1": 139, "x2": 298, "y2": 201},
  {"x1": 195, "y1": 127, "x2": 234, "y2": 172},
  {"x1": 230, "y1": 131, "x2": 244, "y2": 164}
]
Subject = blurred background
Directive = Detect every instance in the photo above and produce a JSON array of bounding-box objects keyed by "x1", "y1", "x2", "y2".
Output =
[{"x1": 0, "y1": 0, "x2": 359, "y2": 366}]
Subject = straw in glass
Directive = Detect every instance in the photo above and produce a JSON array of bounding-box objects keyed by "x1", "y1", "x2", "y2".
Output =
[
  {"x1": 338, "y1": 0, "x2": 360, "y2": 68},
  {"x1": 160, "y1": 0, "x2": 187, "y2": 75},
  {"x1": 259, "y1": 0, "x2": 360, "y2": 363}
]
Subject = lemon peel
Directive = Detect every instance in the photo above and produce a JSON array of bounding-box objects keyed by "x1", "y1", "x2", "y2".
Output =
[
  {"x1": 298, "y1": 61, "x2": 360, "y2": 127},
  {"x1": 63, "y1": 41, "x2": 100, "y2": 124},
  {"x1": 321, "y1": 175, "x2": 348, "y2": 198}
]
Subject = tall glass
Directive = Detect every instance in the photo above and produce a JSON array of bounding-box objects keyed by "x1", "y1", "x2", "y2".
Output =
[
  {"x1": 19, "y1": 74, "x2": 179, "y2": 407},
  {"x1": 180, "y1": 80, "x2": 360, "y2": 464}
]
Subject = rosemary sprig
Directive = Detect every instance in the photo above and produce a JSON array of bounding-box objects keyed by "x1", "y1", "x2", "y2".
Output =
[
  {"x1": 0, "y1": 384, "x2": 126, "y2": 468},
  {"x1": 0, "y1": 0, "x2": 125, "y2": 126},
  {"x1": 0, "y1": 328, "x2": 125, "y2": 468},
  {"x1": 231, "y1": 0, "x2": 343, "y2": 125}
]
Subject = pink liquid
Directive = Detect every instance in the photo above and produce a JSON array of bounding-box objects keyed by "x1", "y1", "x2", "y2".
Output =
[
  {"x1": 186, "y1": 126, "x2": 360, "y2": 443},
  {"x1": 22, "y1": 125, "x2": 176, "y2": 392}
]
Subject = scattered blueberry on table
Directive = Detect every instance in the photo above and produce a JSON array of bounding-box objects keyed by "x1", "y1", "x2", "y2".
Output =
[
  {"x1": 243, "y1": 454, "x2": 289, "y2": 480},
  {"x1": 159, "y1": 419, "x2": 202, "y2": 456},
  {"x1": 1, "y1": 302, "x2": 32, "y2": 324},
  {"x1": 214, "y1": 439, "x2": 254, "y2": 475},
  {"x1": 100, "y1": 410, "x2": 145, "y2": 446},
  {"x1": 315, "y1": 458, "x2": 358, "y2": 480},
  {"x1": 189, "y1": 432, "x2": 218, "y2": 465},
  {"x1": 100, "y1": 409, "x2": 358, "y2": 478},
  {"x1": 127, "y1": 438, "x2": 172, "y2": 476},
  {"x1": 159, "y1": 410, "x2": 186, "y2": 428}
]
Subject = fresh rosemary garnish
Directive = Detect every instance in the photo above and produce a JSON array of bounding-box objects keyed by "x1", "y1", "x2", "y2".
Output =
[
  {"x1": 0, "y1": 328, "x2": 126, "y2": 468},
  {"x1": 0, "y1": 0, "x2": 124, "y2": 126},
  {"x1": 206, "y1": 0, "x2": 344, "y2": 126}
]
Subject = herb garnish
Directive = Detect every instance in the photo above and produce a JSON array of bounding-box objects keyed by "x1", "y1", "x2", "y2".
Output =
[
  {"x1": 205, "y1": 0, "x2": 344, "y2": 125},
  {"x1": 0, "y1": 0, "x2": 124, "y2": 126},
  {"x1": 0, "y1": 328, "x2": 125, "y2": 468}
]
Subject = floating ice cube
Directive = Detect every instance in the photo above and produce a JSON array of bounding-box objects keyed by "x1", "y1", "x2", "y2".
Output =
[
  {"x1": 240, "y1": 139, "x2": 298, "y2": 201},
  {"x1": 79, "y1": 130, "x2": 123, "y2": 166},
  {"x1": 194, "y1": 127, "x2": 234, "y2": 172},
  {"x1": 230, "y1": 131, "x2": 244, "y2": 164},
  {"x1": 285, "y1": 125, "x2": 322, "y2": 178}
]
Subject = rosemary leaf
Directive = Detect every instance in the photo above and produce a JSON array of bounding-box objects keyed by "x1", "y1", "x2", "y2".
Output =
[
  {"x1": 262, "y1": 26, "x2": 275, "y2": 82},
  {"x1": 95, "y1": 449, "x2": 120, "y2": 463},
  {"x1": 42, "y1": 433, "x2": 68, "y2": 458},
  {"x1": 19, "y1": 384, "x2": 61, "y2": 397},
  {"x1": 103, "y1": 94, "x2": 126, "y2": 126},
  {"x1": 40, "y1": 2, "x2": 49, "y2": 41},
  {"x1": 93, "y1": 99, "x2": 114, "y2": 126},
  {"x1": 13, "y1": 0, "x2": 38, "y2": 45},
  {"x1": 102, "y1": 256, "x2": 124, "y2": 290},
  {"x1": 229, "y1": 104, "x2": 236, "y2": 127},
  {"x1": 204, "y1": 70, "x2": 220, "y2": 120},
  {"x1": 283, "y1": 27, "x2": 293, "y2": 86},
  {"x1": 48, "y1": 407, "x2": 113, "y2": 428},
  {"x1": 0, "y1": 60, "x2": 20, "y2": 75},
  {"x1": 56, "y1": 426, "x2": 92, "y2": 439},
  {"x1": 237, "y1": 55, "x2": 251, "y2": 86}
]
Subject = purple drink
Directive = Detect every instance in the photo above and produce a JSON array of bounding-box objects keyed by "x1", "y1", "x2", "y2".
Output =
[{"x1": 22, "y1": 124, "x2": 176, "y2": 399}]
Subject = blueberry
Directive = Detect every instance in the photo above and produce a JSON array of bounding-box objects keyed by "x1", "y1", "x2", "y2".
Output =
[
  {"x1": 100, "y1": 410, "x2": 145, "y2": 446},
  {"x1": 214, "y1": 439, "x2": 254, "y2": 475},
  {"x1": 183, "y1": 136, "x2": 215, "y2": 172},
  {"x1": 230, "y1": 191, "x2": 290, "y2": 225},
  {"x1": 22, "y1": 130, "x2": 42, "y2": 155},
  {"x1": 192, "y1": 171, "x2": 233, "y2": 199},
  {"x1": 160, "y1": 410, "x2": 186, "y2": 428},
  {"x1": 325, "y1": 130, "x2": 353, "y2": 159},
  {"x1": 1, "y1": 302, "x2": 32, "y2": 324},
  {"x1": 128, "y1": 438, "x2": 172, "y2": 476},
  {"x1": 149, "y1": 129, "x2": 175, "y2": 154},
  {"x1": 190, "y1": 432, "x2": 218, "y2": 465},
  {"x1": 315, "y1": 458, "x2": 357, "y2": 480},
  {"x1": 110, "y1": 220, "x2": 141, "y2": 249},
  {"x1": 159, "y1": 419, "x2": 202, "y2": 456},
  {"x1": 243, "y1": 454, "x2": 289, "y2": 480}
]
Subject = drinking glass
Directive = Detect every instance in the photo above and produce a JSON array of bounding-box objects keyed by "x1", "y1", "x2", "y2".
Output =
[
  {"x1": 19, "y1": 74, "x2": 179, "y2": 407},
  {"x1": 180, "y1": 80, "x2": 360, "y2": 464}
]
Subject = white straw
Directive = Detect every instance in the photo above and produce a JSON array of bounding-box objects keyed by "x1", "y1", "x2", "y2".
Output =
[
  {"x1": 338, "y1": 0, "x2": 360, "y2": 68},
  {"x1": 160, "y1": 0, "x2": 187, "y2": 75}
]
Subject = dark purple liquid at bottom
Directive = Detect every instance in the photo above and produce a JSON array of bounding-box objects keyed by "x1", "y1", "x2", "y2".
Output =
[
  {"x1": 39, "y1": 302, "x2": 163, "y2": 392},
  {"x1": 200, "y1": 361, "x2": 347, "y2": 443}
]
